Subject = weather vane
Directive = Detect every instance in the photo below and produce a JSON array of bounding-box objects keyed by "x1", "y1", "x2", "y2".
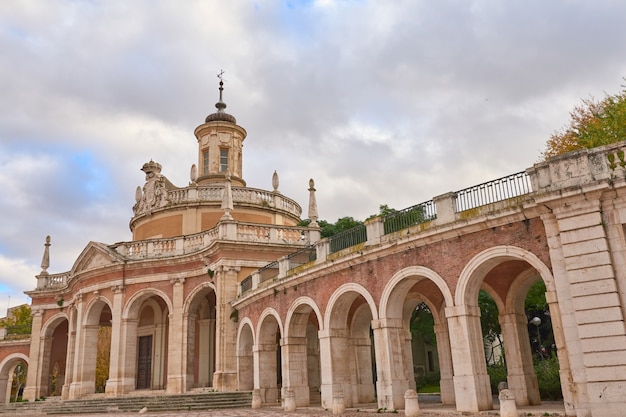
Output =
[{"x1": 217, "y1": 69, "x2": 226, "y2": 83}]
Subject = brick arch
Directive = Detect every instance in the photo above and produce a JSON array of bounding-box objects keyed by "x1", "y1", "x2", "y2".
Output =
[
  {"x1": 324, "y1": 283, "x2": 378, "y2": 330},
  {"x1": 379, "y1": 266, "x2": 453, "y2": 320},
  {"x1": 0, "y1": 353, "x2": 28, "y2": 404},
  {"x1": 284, "y1": 296, "x2": 322, "y2": 339},
  {"x1": 123, "y1": 288, "x2": 173, "y2": 320},
  {"x1": 455, "y1": 245, "x2": 553, "y2": 307},
  {"x1": 182, "y1": 281, "x2": 217, "y2": 317},
  {"x1": 84, "y1": 296, "x2": 112, "y2": 326},
  {"x1": 40, "y1": 312, "x2": 69, "y2": 338}
]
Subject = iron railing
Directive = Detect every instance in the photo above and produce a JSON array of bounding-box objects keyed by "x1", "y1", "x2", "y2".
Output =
[
  {"x1": 258, "y1": 261, "x2": 279, "y2": 283},
  {"x1": 328, "y1": 225, "x2": 367, "y2": 254},
  {"x1": 287, "y1": 245, "x2": 317, "y2": 268},
  {"x1": 240, "y1": 275, "x2": 253, "y2": 294},
  {"x1": 455, "y1": 171, "x2": 532, "y2": 212},
  {"x1": 383, "y1": 200, "x2": 436, "y2": 234}
]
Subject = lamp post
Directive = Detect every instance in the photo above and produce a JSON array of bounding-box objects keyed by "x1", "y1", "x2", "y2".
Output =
[{"x1": 530, "y1": 316, "x2": 544, "y2": 365}]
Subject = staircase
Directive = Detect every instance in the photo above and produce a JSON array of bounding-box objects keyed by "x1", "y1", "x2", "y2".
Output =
[{"x1": 0, "y1": 391, "x2": 252, "y2": 415}]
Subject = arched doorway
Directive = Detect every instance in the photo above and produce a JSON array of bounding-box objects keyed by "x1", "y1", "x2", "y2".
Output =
[
  {"x1": 256, "y1": 311, "x2": 282, "y2": 404},
  {"x1": 283, "y1": 298, "x2": 323, "y2": 406},
  {"x1": 0, "y1": 355, "x2": 28, "y2": 404},
  {"x1": 186, "y1": 287, "x2": 216, "y2": 389},
  {"x1": 236, "y1": 321, "x2": 254, "y2": 391},
  {"x1": 323, "y1": 284, "x2": 378, "y2": 409}
]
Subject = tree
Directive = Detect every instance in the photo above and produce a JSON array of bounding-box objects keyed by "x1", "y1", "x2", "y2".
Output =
[
  {"x1": 95, "y1": 326, "x2": 112, "y2": 393},
  {"x1": 542, "y1": 81, "x2": 626, "y2": 159},
  {"x1": 0, "y1": 304, "x2": 32, "y2": 336}
]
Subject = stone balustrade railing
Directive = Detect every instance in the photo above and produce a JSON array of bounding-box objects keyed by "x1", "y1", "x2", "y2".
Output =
[
  {"x1": 111, "y1": 222, "x2": 311, "y2": 261},
  {"x1": 36, "y1": 272, "x2": 70, "y2": 290},
  {"x1": 146, "y1": 185, "x2": 302, "y2": 219}
]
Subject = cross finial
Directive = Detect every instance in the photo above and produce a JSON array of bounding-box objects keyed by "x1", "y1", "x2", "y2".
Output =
[{"x1": 217, "y1": 69, "x2": 225, "y2": 82}]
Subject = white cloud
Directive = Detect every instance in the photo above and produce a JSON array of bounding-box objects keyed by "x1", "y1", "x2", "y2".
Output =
[{"x1": 1, "y1": 0, "x2": 626, "y2": 300}]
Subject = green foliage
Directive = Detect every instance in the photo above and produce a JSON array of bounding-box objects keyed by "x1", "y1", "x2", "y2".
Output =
[
  {"x1": 478, "y1": 290, "x2": 501, "y2": 347},
  {"x1": 486, "y1": 363, "x2": 508, "y2": 394},
  {"x1": 298, "y1": 217, "x2": 364, "y2": 238},
  {"x1": 535, "y1": 354, "x2": 563, "y2": 400},
  {"x1": 410, "y1": 303, "x2": 436, "y2": 345},
  {"x1": 543, "y1": 80, "x2": 626, "y2": 159},
  {"x1": 0, "y1": 304, "x2": 32, "y2": 335}
]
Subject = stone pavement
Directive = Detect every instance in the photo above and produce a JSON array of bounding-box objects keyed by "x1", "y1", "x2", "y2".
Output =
[{"x1": 7, "y1": 400, "x2": 566, "y2": 417}]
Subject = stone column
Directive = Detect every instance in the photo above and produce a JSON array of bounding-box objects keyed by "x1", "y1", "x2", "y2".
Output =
[
  {"x1": 253, "y1": 341, "x2": 279, "y2": 404},
  {"x1": 499, "y1": 312, "x2": 540, "y2": 405},
  {"x1": 167, "y1": 276, "x2": 186, "y2": 394},
  {"x1": 433, "y1": 322, "x2": 455, "y2": 404},
  {"x1": 318, "y1": 328, "x2": 352, "y2": 410},
  {"x1": 105, "y1": 285, "x2": 125, "y2": 396},
  {"x1": 68, "y1": 294, "x2": 85, "y2": 399},
  {"x1": 445, "y1": 304, "x2": 493, "y2": 412},
  {"x1": 281, "y1": 336, "x2": 310, "y2": 406},
  {"x1": 372, "y1": 318, "x2": 409, "y2": 411},
  {"x1": 22, "y1": 309, "x2": 44, "y2": 401},
  {"x1": 213, "y1": 265, "x2": 240, "y2": 390},
  {"x1": 61, "y1": 306, "x2": 77, "y2": 399}
]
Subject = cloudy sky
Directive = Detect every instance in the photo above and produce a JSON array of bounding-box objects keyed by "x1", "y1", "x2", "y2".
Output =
[{"x1": 1, "y1": 0, "x2": 626, "y2": 314}]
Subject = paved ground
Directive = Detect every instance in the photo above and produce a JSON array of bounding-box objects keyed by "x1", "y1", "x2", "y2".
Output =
[{"x1": 5, "y1": 400, "x2": 566, "y2": 417}]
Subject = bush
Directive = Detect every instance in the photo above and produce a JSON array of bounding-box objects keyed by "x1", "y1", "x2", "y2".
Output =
[
  {"x1": 486, "y1": 355, "x2": 562, "y2": 400},
  {"x1": 486, "y1": 363, "x2": 508, "y2": 395},
  {"x1": 535, "y1": 354, "x2": 563, "y2": 400}
]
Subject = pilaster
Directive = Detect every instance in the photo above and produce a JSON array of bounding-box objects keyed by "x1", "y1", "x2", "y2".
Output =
[
  {"x1": 22, "y1": 308, "x2": 44, "y2": 401},
  {"x1": 166, "y1": 276, "x2": 186, "y2": 394},
  {"x1": 105, "y1": 285, "x2": 125, "y2": 396}
]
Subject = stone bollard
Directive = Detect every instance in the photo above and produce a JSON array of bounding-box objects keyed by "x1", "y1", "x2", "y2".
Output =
[
  {"x1": 283, "y1": 389, "x2": 296, "y2": 412},
  {"x1": 499, "y1": 389, "x2": 517, "y2": 417},
  {"x1": 404, "y1": 389, "x2": 421, "y2": 417},
  {"x1": 251, "y1": 389, "x2": 262, "y2": 409},
  {"x1": 332, "y1": 389, "x2": 345, "y2": 415}
]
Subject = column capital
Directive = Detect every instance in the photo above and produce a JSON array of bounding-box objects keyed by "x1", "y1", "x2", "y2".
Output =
[
  {"x1": 111, "y1": 284, "x2": 125, "y2": 294},
  {"x1": 169, "y1": 276, "x2": 186, "y2": 286}
]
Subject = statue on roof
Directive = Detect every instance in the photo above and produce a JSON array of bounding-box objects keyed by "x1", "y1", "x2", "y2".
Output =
[{"x1": 133, "y1": 160, "x2": 170, "y2": 215}]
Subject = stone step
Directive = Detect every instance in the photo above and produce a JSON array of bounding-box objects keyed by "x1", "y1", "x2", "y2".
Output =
[{"x1": 0, "y1": 392, "x2": 252, "y2": 415}]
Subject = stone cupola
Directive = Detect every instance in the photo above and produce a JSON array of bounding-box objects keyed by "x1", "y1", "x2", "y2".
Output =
[{"x1": 194, "y1": 76, "x2": 247, "y2": 187}]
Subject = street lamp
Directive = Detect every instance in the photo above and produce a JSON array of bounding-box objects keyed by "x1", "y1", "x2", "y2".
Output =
[{"x1": 530, "y1": 316, "x2": 544, "y2": 364}]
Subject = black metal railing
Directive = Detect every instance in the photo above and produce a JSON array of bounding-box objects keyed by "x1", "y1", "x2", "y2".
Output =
[
  {"x1": 240, "y1": 275, "x2": 253, "y2": 294},
  {"x1": 455, "y1": 171, "x2": 532, "y2": 212},
  {"x1": 383, "y1": 200, "x2": 437, "y2": 234},
  {"x1": 258, "y1": 260, "x2": 279, "y2": 283},
  {"x1": 287, "y1": 245, "x2": 317, "y2": 268},
  {"x1": 328, "y1": 224, "x2": 367, "y2": 254}
]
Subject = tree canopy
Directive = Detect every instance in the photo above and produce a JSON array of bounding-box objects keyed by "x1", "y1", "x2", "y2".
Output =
[
  {"x1": 0, "y1": 304, "x2": 32, "y2": 335},
  {"x1": 542, "y1": 81, "x2": 626, "y2": 159}
]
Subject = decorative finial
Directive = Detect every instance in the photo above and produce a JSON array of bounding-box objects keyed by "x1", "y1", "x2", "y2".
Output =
[
  {"x1": 221, "y1": 170, "x2": 234, "y2": 220},
  {"x1": 40, "y1": 235, "x2": 51, "y2": 276},
  {"x1": 216, "y1": 69, "x2": 227, "y2": 113},
  {"x1": 205, "y1": 69, "x2": 237, "y2": 124},
  {"x1": 190, "y1": 164, "x2": 198, "y2": 185},
  {"x1": 272, "y1": 171, "x2": 279, "y2": 193},
  {"x1": 308, "y1": 179, "x2": 319, "y2": 227}
]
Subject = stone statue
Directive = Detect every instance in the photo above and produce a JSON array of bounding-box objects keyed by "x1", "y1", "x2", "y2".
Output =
[{"x1": 133, "y1": 160, "x2": 169, "y2": 215}]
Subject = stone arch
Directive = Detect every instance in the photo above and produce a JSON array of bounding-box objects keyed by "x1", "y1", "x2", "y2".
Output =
[
  {"x1": 183, "y1": 282, "x2": 217, "y2": 390},
  {"x1": 123, "y1": 289, "x2": 171, "y2": 391},
  {"x1": 455, "y1": 245, "x2": 554, "y2": 307},
  {"x1": 377, "y1": 266, "x2": 455, "y2": 408},
  {"x1": 39, "y1": 312, "x2": 69, "y2": 398},
  {"x1": 452, "y1": 245, "x2": 555, "y2": 410},
  {"x1": 77, "y1": 297, "x2": 113, "y2": 396},
  {"x1": 283, "y1": 296, "x2": 323, "y2": 406},
  {"x1": 0, "y1": 353, "x2": 28, "y2": 404},
  {"x1": 320, "y1": 283, "x2": 378, "y2": 409},
  {"x1": 236, "y1": 319, "x2": 254, "y2": 391},
  {"x1": 255, "y1": 308, "x2": 283, "y2": 404}
]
